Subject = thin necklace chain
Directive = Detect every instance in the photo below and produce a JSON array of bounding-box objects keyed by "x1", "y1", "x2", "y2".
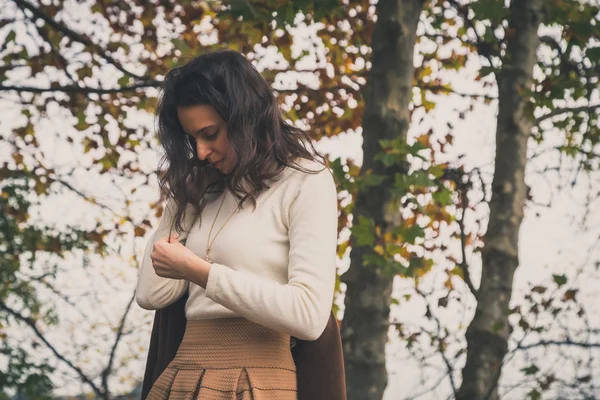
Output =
[{"x1": 205, "y1": 190, "x2": 238, "y2": 263}]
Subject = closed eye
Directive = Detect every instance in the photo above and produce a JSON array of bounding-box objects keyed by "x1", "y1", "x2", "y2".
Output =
[
  {"x1": 190, "y1": 125, "x2": 220, "y2": 141},
  {"x1": 193, "y1": 125, "x2": 217, "y2": 137}
]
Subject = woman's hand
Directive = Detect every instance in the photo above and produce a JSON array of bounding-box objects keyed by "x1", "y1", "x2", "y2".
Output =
[
  {"x1": 150, "y1": 233, "x2": 196, "y2": 280},
  {"x1": 150, "y1": 233, "x2": 212, "y2": 288}
]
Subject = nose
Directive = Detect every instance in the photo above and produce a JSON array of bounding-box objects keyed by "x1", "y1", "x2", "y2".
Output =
[{"x1": 195, "y1": 139, "x2": 212, "y2": 161}]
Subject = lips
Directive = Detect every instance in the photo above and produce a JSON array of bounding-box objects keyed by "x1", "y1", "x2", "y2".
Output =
[{"x1": 212, "y1": 159, "x2": 223, "y2": 167}]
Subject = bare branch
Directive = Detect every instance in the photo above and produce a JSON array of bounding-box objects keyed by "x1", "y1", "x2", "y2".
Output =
[
  {"x1": 457, "y1": 187, "x2": 478, "y2": 298},
  {"x1": 0, "y1": 300, "x2": 104, "y2": 398},
  {"x1": 442, "y1": 167, "x2": 479, "y2": 297},
  {"x1": 51, "y1": 174, "x2": 128, "y2": 218},
  {"x1": 0, "y1": 82, "x2": 160, "y2": 94},
  {"x1": 101, "y1": 292, "x2": 137, "y2": 395},
  {"x1": 538, "y1": 35, "x2": 562, "y2": 54},
  {"x1": 415, "y1": 286, "x2": 458, "y2": 397},
  {"x1": 518, "y1": 339, "x2": 600, "y2": 351},
  {"x1": 274, "y1": 85, "x2": 361, "y2": 95},
  {"x1": 19, "y1": 270, "x2": 80, "y2": 309},
  {"x1": 4, "y1": 137, "x2": 127, "y2": 219},
  {"x1": 422, "y1": 32, "x2": 478, "y2": 50},
  {"x1": 1, "y1": 82, "x2": 360, "y2": 96},
  {"x1": 536, "y1": 104, "x2": 600, "y2": 124},
  {"x1": 418, "y1": 83, "x2": 497, "y2": 101}
]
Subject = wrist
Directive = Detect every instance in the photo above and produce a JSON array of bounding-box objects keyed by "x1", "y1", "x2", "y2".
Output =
[{"x1": 184, "y1": 253, "x2": 212, "y2": 288}]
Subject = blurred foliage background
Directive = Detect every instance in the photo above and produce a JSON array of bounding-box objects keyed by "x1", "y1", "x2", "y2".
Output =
[{"x1": 1, "y1": 0, "x2": 599, "y2": 399}]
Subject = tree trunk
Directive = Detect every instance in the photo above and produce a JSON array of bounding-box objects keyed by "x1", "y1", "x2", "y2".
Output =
[
  {"x1": 340, "y1": 1, "x2": 424, "y2": 399},
  {"x1": 457, "y1": 1, "x2": 542, "y2": 399}
]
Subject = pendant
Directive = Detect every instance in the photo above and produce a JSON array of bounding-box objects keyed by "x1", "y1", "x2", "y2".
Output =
[{"x1": 205, "y1": 249, "x2": 212, "y2": 263}]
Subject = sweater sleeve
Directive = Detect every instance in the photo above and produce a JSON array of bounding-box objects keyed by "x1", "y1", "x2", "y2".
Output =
[
  {"x1": 204, "y1": 167, "x2": 338, "y2": 340},
  {"x1": 135, "y1": 198, "x2": 193, "y2": 310}
]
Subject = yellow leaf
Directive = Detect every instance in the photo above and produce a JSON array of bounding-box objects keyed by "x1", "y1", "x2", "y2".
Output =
[
  {"x1": 417, "y1": 65, "x2": 433, "y2": 80},
  {"x1": 12, "y1": 152, "x2": 23, "y2": 164},
  {"x1": 450, "y1": 266, "x2": 464, "y2": 279},
  {"x1": 416, "y1": 133, "x2": 431, "y2": 148},
  {"x1": 444, "y1": 276, "x2": 453, "y2": 290}
]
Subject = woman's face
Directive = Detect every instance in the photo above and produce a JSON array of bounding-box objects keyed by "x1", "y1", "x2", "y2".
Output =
[{"x1": 177, "y1": 104, "x2": 237, "y2": 174}]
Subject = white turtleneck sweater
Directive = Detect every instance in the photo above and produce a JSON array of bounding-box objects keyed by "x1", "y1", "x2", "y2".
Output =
[{"x1": 135, "y1": 159, "x2": 338, "y2": 340}]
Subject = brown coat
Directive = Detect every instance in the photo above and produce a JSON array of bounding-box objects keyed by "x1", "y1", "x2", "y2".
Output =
[{"x1": 141, "y1": 292, "x2": 346, "y2": 400}]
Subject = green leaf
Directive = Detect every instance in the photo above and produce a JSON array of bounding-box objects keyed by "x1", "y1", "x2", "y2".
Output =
[
  {"x1": 374, "y1": 152, "x2": 402, "y2": 167},
  {"x1": 470, "y1": 0, "x2": 507, "y2": 24},
  {"x1": 356, "y1": 173, "x2": 386, "y2": 189},
  {"x1": 521, "y1": 364, "x2": 540, "y2": 376},
  {"x1": 6, "y1": 30, "x2": 16, "y2": 43},
  {"x1": 479, "y1": 66, "x2": 496, "y2": 79},
  {"x1": 74, "y1": 110, "x2": 89, "y2": 131},
  {"x1": 76, "y1": 65, "x2": 93, "y2": 80},
  {"x1": 363, "y1": 253, "x2": 393, "y2": 275},
  {"x1": 585, "y1": 46, "x2": 600, "y2": 63},
  {"x1": 172, "y1": 39, "x2": 191, "y2": 55},
  {"x1": 118, "y1": 75, "x2": 131, "y2": 87},
  {"x1": 404, "y1": 225, "x2": 425, "y2": 244},
  {"x1": 553, "y1": 274, "x2": 567, "y2": 287},
  {"x1": 432, "y1": 188, "x2": 453, "y2": 206},
  {"x1": 429, "y1": 164, "x2": 445, "y2": 178},
  {"x1": 351, "y1": 216, "x2": 376, "y2": 247}
]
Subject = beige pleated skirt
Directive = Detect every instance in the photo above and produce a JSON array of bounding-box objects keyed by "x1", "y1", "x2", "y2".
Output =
[{"x1": 145, "y1": 318, "x2": 297, "y2": 400}]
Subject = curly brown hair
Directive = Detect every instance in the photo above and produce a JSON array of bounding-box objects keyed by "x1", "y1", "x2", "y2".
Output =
[{"x1": 155, "y1": 49, "x2": 329, "y2": 234}]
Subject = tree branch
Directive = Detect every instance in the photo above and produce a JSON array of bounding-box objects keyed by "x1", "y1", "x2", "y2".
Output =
[
  {"x1": 12, "y1": 0, "x2": 151, "y2": 81},
  {"x1": 0, "y1": 300, "x2": 104, "y2": 398},
  {"x1": 538, "y1": 35, "x2": 562, "y2": 55},
  {"x1": 1, "y1": 82, "x2": 361, "y2": 96},
  {"x1": 536, "y1": 104, "x2": 600, "y2": 124},
  {"x1": 418, "y1": 83, "x2": 497, "y2": 101},
  {"x1": 442, "y1": 167, "x2": 479, "y2": 297},
  {"x1": 101, "y1": 292, "x2": 136, "y2": 395},
  {"x1": 446, "y1": 0, "x2": 497, "y2": 67},
  {"x1": 274, "y1": 84, "x2": 361, "y2": 95},
  {"x1": 19, "y1": 269, "x2": 80, "y2": 309},
  {"x1": 52, "y1": 174, "x2": 126, "y2": 218},
  {"x1": 517, "y1": 339, "x2": 600, "y2": 351},
  {"x1": 422, "y1": 32, "x2": 478, "y2": 49},
  {"x1": 415, "y1": 286, "x2": 458, "y2": 397},
  {"x1": 0, "y1": 82, "x2": 160, "y2": 94},
  {"x1": 457, "y1": 187, "x2": 478, "y2": 298},
  {"x1": 4, "y1": 137, "x2": 128, "y2": 219}
]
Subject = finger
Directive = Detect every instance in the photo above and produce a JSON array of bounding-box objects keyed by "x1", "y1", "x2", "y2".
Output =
[
  {"x1": 152, "y1": 261, "x2": 168, "y2": 273},
  {"x1": 151, "y1": 249, "x2": 163, "y2": 262}
]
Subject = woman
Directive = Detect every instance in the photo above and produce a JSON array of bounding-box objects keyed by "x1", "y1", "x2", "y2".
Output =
[{"x1": 136, "y1": 49, "x2": 345, "y2": 399}]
